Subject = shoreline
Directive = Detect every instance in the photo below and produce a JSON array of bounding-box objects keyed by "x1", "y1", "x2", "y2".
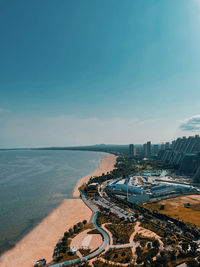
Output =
[
  {"x1": 0, "y1": 153, "x2": 117, "y2": 267},
  {"x1": 72, "y1": 153, "x2": 117, "y2": 198}
]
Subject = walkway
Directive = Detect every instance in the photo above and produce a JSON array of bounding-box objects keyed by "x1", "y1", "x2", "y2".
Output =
[
  {"x1": 101, "y1": 224, "x2": 113, "y2": 246},
  {"x1": 50, "y1": 193, "x2": 110, "y2": 266}
]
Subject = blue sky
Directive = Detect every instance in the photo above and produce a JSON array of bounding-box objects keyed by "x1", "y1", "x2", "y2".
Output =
[{"x1": 0, "y1": 0, "x2": 200, "y2": 147}]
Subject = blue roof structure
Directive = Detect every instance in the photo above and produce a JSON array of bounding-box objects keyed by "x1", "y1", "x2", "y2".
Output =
[{"x1": 110, "y1": 184, "x2": 143, "y2": 194}]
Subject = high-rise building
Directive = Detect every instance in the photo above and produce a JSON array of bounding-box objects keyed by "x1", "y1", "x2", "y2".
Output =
[
  {"x1": 129, "y1": 144, "x2": 133, "y2": 158},
  {"x1": 133, "y1": 145, "x2": 137, "y2": 157},
  {"x1": 158, "y1": 135, "x2": 200, "y2": 180},
  {"x1": 153, "y1": 144, "x2": 159, "y2": 156},
  {"x1": 165, "y1": 142, "x2": 170, "y2": 149},
  {"x1": 160, "y1": 143, "x2": 165, "y2": 150},
  {"x1": 147, "y1": 141, "x2": 151, "y2": 157},
  {"x1": 143, "y1": 143, "x2": 147, "y2": 157},
  {"x1": 129, "y1": 144, "x2": 136, "y2": 157}
]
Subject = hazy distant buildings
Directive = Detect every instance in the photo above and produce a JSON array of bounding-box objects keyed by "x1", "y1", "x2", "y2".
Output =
[
  {"x1": 147, "y1": 141, "x2": 151, "y2": 157},
  {"x1": 153, "y1": 144, "x2": 159, "y2": 156},
  {"x1": 158, "y1": 135, "x2": 200, "y2": 180},
  {"x1": 161, "y1": 135, "x2": 200, "y2": 165},
  {"x1": 129, "y1": 144, "x2": 136, "y2": 158},
  {"x1": 133, "y1": 145, "x2": 136, "y2": 157},
  {"x1": 165, "y1": 142, "x2": 170, "y2": 149},
  {"x1": 160, "y1": 143, "x2": 165, "y2": 150},
  {"x1": 129, "y1": 144, "x2": 133, "y2": 157},
  {"x1": 143, "y1": 141, "x2": 151, "y2": 157},
  {"x1": 143, "y1": 143, "x2": 147, "y2": 157}
]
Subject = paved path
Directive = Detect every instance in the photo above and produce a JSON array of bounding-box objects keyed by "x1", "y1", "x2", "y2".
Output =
[
  {"x1": 96, "y1": 257, "x2": 133, "y2": 266},
  {"x1": 109, "y1": 242, "x2": 140, "y2": 249},
  {"x1": 50, "y1": 193, "x2": 110, "y2": 266},
  {"x1": 101, "y1": 224, "x2": 113, "y2": 246}
]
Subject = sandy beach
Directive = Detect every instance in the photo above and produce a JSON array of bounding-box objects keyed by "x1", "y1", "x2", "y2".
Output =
[
  {"x1": 73, "y1": 153, "x2": 117, "y2": 197},
  {"x1": 0, "y1": 153, "x2": 117, "y2": 267}
]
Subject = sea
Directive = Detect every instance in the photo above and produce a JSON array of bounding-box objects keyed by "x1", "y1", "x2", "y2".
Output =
[{"x1": 0, "y1": 149, "x2": 106, "y2": 255}]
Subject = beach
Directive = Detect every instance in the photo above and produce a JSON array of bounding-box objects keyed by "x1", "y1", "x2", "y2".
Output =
[
  {"x1": 0, "y1": 153, "x2": 116, "y2": 267},
  {"x1": 73, "y1": 153, "x2": 117, "y2": 197}
]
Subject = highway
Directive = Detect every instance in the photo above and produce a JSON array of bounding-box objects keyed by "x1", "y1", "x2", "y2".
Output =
[{"x1": 50, "y1": 193, "x2": 110, "y2": 267}]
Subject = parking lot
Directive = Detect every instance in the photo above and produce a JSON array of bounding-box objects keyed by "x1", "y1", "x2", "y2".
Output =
[{"x1": 92, "y1": 197, "x2": 135, "y2": 221}]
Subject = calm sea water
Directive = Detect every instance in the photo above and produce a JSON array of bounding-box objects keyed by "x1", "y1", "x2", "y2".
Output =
[{"x1": 0, "y1": 150, "x2": 106, "y2": 254}]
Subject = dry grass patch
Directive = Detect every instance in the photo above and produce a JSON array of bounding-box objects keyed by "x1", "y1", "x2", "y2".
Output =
[{"x1": 144, "y1": 194, "x2": 200, "y2": 227}]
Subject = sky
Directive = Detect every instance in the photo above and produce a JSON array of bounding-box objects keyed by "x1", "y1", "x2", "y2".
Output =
[{"x1": 0, "y1": 0, "x2": 200, "y2": 148}]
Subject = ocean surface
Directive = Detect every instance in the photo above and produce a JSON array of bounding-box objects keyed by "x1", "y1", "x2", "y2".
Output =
[{"x1": 0, "y1": 150, "x2": 106, "y2": 255}]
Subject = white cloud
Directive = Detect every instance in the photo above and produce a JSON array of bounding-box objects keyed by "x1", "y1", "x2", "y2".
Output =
[
  {"x1": 0, "y1": 114, "x2": 174, "y2": 148},
  {"x1": 180, "y1": 115, "x2": 200, "y2": 131}
]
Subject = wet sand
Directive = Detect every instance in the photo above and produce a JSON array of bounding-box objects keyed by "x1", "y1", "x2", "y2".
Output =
[{"x1": 0, "y1": 153, "x2": 117, "y2": 267}]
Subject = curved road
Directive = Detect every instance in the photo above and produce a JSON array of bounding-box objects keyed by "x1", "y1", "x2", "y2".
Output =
[{"x1": 50, "y1": 193, "x2": 110, "y2": 266}]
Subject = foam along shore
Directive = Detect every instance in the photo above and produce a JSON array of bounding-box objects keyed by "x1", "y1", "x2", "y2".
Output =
[{"x1": 0, "y1": 153, "x2": 117, "y2": 267}]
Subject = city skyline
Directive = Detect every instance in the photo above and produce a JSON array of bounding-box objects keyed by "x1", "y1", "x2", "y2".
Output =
[{"x1": 1, "y1": 0, "x2": 200, "y2": 148}]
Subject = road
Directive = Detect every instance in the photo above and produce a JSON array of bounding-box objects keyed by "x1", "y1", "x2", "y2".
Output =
[{"x1": 50, "y1": 193, "x2": 110, "y2": 267}]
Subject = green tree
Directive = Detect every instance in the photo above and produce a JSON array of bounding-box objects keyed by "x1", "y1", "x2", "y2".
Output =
[
  {"x1": 190, "y1": 242, "x2": 198, "y2": 254},
  {"x1": 186, "y1": 259, "x2": 199, "y2": 267},
  {"x1": 181, "y1": 242, "x2": 189, "y2": 252},
  {"x1": 64, "y1": 231, "x2": 70, "y2": 238},
  {"x1": 136, "y1": 246, "x2": 142, "y2": 256},
  {"x1": 152, "y1": 239, "x2": 159, "y2": 249},
  {"x1": 147, "y1": 242, "x2": 151, "y2": 249},
  {"x1": 73, "y1": 225, "x2": 78, "y2": 233}
]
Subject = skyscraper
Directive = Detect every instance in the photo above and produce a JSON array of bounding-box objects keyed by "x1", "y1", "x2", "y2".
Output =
[
  {"x1": 143, "y1": 143, "x2": 147, "y2": 157},
  {"x1": 147, "y1": 141, "x2": 151, "y2": 157},
  {"x1": 133, "y1": 145, "x2": 137, "y2": 157},
  {"x1": 129, "y1": 144, "x2": 133, "y2": 158},
  {"x1": 158, "y1": 135, "x2": 200, "y2": 167},
  {"x1": 153, "y1": 144, "x2": 159, "y2": 156},
  {"x1": 160, "y1": 143, "x2": 165, "y2": 150},
  {"x1": 165, "y1": 142, "x2": 170, "y2": 149},
  {"x1": 129, "y1": 144, "x2": 136, "y2": 157}
]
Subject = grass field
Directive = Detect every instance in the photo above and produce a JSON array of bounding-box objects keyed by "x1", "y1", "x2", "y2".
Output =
[{"x1": 144, "y1": 194, "x2": 200, "y2": 227}]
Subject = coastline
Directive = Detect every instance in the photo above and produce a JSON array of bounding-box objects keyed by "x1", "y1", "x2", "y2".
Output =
[
  {"x1": 72, "y1": 153, "x2": 117, "y2": 198},
  {"x1": 0, "y1": 153, "x2": 117, "y2": 267}
]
